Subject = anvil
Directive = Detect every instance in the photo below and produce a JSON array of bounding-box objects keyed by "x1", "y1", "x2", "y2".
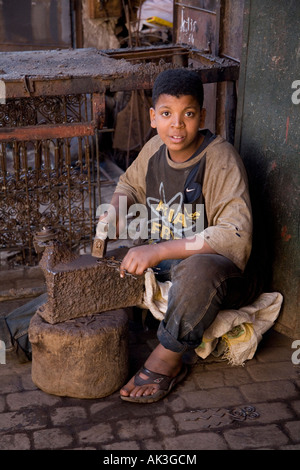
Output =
[{"x1": 34, "y1": 227, "x2": 145, "y2": 324}]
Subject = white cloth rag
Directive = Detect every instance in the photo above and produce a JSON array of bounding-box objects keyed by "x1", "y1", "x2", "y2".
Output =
[{"x1": 139, "y1": 269, "x2": 283, "y2": 366}]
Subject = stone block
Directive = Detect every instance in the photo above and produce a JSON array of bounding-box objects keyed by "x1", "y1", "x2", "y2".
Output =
[
  {"x1": 37, "y1": 243, "x2": 144, "y2": 324},
  {"x1": 223, "y1": 424, "x2": 289, "y2": 449},
  {"x1": 28, "y1": 309, "x2": 129, "y2": 399}
]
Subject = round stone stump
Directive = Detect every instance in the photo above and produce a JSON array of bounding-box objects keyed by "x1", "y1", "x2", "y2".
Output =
[{"x1": 28, "y1": 310, "x2": 129, "y2": 399}]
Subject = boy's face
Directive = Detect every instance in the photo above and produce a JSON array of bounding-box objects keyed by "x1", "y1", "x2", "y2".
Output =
[{"x1": 150, "y1": 94, "x2": 206, "y2": 162}]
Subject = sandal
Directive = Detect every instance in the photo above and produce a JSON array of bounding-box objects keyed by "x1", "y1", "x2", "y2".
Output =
[{"x1": 120, "y1": 364, "x2": 188, "y2": 404}]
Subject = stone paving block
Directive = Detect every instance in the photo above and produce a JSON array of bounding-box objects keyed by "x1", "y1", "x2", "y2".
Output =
[
  {"x1": 203, "y1": 359, "x2": 236, "y2": 370},
  {"x1": 33, "y1": 428, "x2": 74, "y2": 450},
  {"x1": 165, "y1": 395, "x2": 188, "y2": 413},
  {"x1": 247, "y1": 361, "x2": 299, "y2": 382},
  {"x1": 224, "y1": 424, "x2": 290, "y2": 449},
  {"x1": 50, "y1": 406, "x2": 88, "y2": 426},
  {"x1": 5, "y1": 360, "x2": 31, "y2": 377},
  {"x1": 249, "y1": 402, "x2": 294, "y2": 423},
  {"x1": 239, "y1": 380, "x2": 299, "y2": 402},
  {"x1": 116, "y1": 417, "x2": 155, "y2": 441},
  {"x1": 6, "y1": 389, "x2": 61, "y2": 411},
  {"x1": 176, "y1": 387, "x2": 244, "y2": 409},
  {"x1": 72, "y1": 446, "x2": 98, "y2": 450},
  {"x1": 280, "y1": 443, "x2": 300, "y2": 450},
  {"x1": 78, "y1": 422, "x2": 114, "y2": 446},
  {"x1": 291, "y1": 400, "x2": 300, "y2": 416},
  {"x1": 0, "y1": 373, "x2": 23, "y2": 394},
  {"x1": 89, "y1": 400, "x2": 119, "y2": 416},
  {"x1": 0, "y1": 396, "x2": 5, "y2": 412},
  {"x1": 143, "y1": 439, "x2": 165, "y2": 450},
  {"x1": 21, "y1": 373, "x2": 38, "y2": 391},
  {"x1": 284, "y1": 421, "x2": 300, "y2": 442},
  {"x1": 0, "y1": 433, "x2": 31, "y2": 450},
  {"x1": 121, "y1": 399, "x2": 168, "y2": 419},
  {"x1": 0, "y1": 409, "x2": 48, "y2": 433},
  {"x1": 154, "y1": 415, "x2": 177, "y2": 436},
  {"x1": 102, "y1": 441, "x2": 141, "y2": 451},
  {"x1": 192, "y1": 369, "x2": 224, "y2": 389},
  {"x1": 223, "y1": 366, "x2": 253, "y2": 386},
  {"x1": 256, "y1": 346, "x2": 294, "y2": 363},
  {"x1": 163, "y1": 432, "x2": 228, "y2": 450}
]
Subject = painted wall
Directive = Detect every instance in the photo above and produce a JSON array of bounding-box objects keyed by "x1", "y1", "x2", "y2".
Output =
[{"x1": 235, "y1": 0, "x2": 300, "y2": 338}]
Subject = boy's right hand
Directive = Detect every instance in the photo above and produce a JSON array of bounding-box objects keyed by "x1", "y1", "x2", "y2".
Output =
[{"x1": 119, "y1": 243, "x2": 162, "y2": 278}]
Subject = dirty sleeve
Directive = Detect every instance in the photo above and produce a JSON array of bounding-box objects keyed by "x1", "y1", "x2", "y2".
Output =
[{"x1": 201, "y1": 137, "x2": 252, "y2": 271}]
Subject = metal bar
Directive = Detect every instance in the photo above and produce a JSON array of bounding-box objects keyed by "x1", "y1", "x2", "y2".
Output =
[
  {"x1": 0, "y1": 122, "x2": 96, "y2": 142},
  {"x1": 174, "y1": 2, "x2": 216, "y2": 15},
  {"x1": 173, "y1": 0, "x2": 179, "y2": 43},
  {"x1": 234, "y1": 0, "x2": 251, "y2": 151},
  {"x1": 225, "y1": 81, "x2": 237, "y2": 144},
  {"x1": 3, "y1": 78, "x2": 106, "y2": 100},
  {"x1": 21, "y1": 142, "x2": 33, "y2": 264},
  {"x1": 84, "y1": 136, "x2": 93, "y2": 249},
  {"x1": 95, "y1": 129, "x2": 101, "y2": 209},
  {"x1": 104, "y1": 44, "x2": 189, "y2": 55},
  {"x1": 214, "y1": 0, "x2": 224, "y2": 137},
  {"x1": 106, "y1": 47, "x2": 190, "y2": 61},
  {"x1": 221, "y1": 53, "x2": 241, "y2": 63},
  {"x1": 190, "y1": 65, "x2": 239, "y2": 84},
  {"x1": 66, "y1": 139, "x2": 72, "y2": 247},
  {"x1": 215, "y1": 0, "x2": 222, "y2": 57},
  {"x1": 92, "y1": 93, "x2": 105, "y2": 129}
]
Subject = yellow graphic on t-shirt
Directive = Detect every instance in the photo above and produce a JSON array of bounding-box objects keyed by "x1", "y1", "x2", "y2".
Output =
[{"x1": 147, "y1": 183, "x2": 204, "y2": 240}]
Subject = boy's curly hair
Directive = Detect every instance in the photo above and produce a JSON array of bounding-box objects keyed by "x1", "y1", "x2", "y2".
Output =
[{"x1": 152, "y1": 68, "x2": 204, "y2": 109}]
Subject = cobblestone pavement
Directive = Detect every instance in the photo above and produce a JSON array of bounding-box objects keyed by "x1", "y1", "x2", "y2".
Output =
[
  {"x1": 0, "y1": 160, "x2": 299, "y2": 453},
  {"x1": 0, "y1": 301, "x2": 300, "y2": 452}
]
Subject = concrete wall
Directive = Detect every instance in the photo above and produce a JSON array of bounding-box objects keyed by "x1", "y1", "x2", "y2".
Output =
[{"x1": 235, "y1": 0, "x2": 300, "y2": 338}]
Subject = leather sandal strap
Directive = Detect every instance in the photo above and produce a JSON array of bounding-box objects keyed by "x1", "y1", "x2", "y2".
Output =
[{"x1": 133, "y1": 366, "x2": 173, "y2": 391}]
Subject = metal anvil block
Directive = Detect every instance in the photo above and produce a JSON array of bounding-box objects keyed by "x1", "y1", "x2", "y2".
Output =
[{"x1": 37, "y1": 242, "x2": 144, "y2": 325}]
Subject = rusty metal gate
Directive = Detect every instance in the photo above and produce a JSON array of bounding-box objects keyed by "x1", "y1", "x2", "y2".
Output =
[{"x1": 0, "y1": 90, "x2": 106, "y2": 267}]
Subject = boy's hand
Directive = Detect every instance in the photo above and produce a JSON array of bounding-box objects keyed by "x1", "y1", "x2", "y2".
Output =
[
  {"x1": 119, "y1": 237, "x2": 217, "y2": 277},
  {"x1": 120, "y1": 244, "x2": 161, "y2": 278}
]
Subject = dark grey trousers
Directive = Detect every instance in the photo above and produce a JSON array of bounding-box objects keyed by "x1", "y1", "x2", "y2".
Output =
[{"x1": 155, "y1": 254, "x2": 259, "y2": 354}]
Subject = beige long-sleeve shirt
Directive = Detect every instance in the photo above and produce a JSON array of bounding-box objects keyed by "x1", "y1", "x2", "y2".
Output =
[{"x1": 115, "y1": 131, "x2": 252, "y2": 271}]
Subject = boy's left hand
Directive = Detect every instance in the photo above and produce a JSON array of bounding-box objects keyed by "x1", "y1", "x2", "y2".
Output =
[{"x1": 120, "y1": 244, "x2": 161, "y2": 278}]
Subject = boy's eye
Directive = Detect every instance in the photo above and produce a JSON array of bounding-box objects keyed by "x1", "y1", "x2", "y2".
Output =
[
  {"x1": 162, "y1": 111, "x2": 170, "y2": 117},
  {"x1": 185, "y1": 111, "x2": 194, "y2": 117}
]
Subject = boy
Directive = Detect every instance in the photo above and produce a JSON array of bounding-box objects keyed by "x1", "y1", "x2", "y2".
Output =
[{"x1": 97, "y1": 68, "x2": 258, "y2": 403}]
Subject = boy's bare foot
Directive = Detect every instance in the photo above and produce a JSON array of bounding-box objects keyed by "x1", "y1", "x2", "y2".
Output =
[{"x1": 120, "y1": 343, "x2": 183, "y2": 400}]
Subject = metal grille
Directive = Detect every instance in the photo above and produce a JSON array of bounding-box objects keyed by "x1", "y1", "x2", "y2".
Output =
[
  {"x1": 0, "y1": 45, "x2": 240, "y2": 268},
  {"x1": 0, "y1": 93, "x2": 104, "y2": 267},
  {"x1": 184, "y1": 406, "x2": 260, "y2": 429}
]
